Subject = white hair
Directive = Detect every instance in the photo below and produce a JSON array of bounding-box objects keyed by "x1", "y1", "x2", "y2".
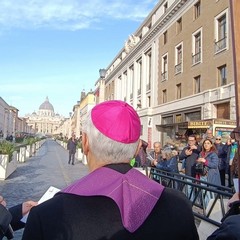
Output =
[{"x1": 82, "y1": 111, "x2": 139, "y2": 164}]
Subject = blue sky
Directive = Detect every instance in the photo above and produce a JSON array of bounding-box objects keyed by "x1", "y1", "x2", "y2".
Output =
[{"x1": 0, "y1": 0, "x2": 158, "y2": 117}]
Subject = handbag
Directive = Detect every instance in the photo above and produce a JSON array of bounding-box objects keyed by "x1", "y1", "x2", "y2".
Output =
[
  {"x1": 195, "y1": 162, "x2": 208, "y2": 176},
  {"x1": 0, "y1": 204, "x2": 13, "y2": 239}
]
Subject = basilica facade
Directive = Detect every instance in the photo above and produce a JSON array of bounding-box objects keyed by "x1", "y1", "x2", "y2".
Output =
[{"x1": 25, "y1": 97, "x2": 65, "y2": 136}]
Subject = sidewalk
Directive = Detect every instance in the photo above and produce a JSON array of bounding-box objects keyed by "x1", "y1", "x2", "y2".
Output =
[{"x1": 0, "y1": 139, "x2": 89, "y2": 239}]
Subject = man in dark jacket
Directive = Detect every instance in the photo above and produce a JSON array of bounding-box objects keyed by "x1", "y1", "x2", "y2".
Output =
[
  {"x1": 0, "y1": 196, "x2": 37, "y2": 239},
  {"x1": 67, "y1": 133, "x2": 78, "y2": 165},
  {"x1": 207, "y1": 193, "x2": 240, "y2": 240},
  {"x1": 22, "y1": 100, "x2": 199, "y2": 240},
  {"x1": 214, "y1": 136, "x2": 228, "y2": 186},
  {"x1": 179, "y1": 135, "x2": 201, "y2": 177}
]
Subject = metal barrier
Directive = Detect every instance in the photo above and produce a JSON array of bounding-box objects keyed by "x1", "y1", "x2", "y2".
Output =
[{"x1": 148, "y1": 167, "x2": 233, "y2": 227}]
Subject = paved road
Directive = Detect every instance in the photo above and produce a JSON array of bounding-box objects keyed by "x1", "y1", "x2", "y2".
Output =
[{"x1": 0, "y1": 139, "x2": 89, "y2": 239}]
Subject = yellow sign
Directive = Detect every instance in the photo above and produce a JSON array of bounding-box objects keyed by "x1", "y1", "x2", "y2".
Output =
[{"x1": 188, "y1": 121, "x2": 212, "y2": 128}]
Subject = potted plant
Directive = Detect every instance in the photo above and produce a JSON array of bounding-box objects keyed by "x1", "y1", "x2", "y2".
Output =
[{"x1": 0, "y1": 140, "x2": 17, "y2": 180}]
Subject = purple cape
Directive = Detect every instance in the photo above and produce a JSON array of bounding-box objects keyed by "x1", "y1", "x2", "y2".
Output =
[{"x1": 63, "y1": 166, "x2": 164, "y2": 232}]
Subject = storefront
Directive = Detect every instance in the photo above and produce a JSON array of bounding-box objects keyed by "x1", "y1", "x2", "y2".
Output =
[
  {"x1": 157, "y1": 115, "x2": 236, "y2": 146},
  {"x1": 187, "y1": 119, "x2": 236, "y2": 143}
]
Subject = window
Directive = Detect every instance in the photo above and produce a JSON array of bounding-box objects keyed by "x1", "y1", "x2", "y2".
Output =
[
  {"x1": 145, "y1": 50, "x2": 152, "y2": 91},
  {"x1": 164, "y1": 2, "x2": 168, "y2": 13},
  {"x1": 192, "y1": 30, "x2": 202, "y2": 65},
  {"x1": 163, "y1": 31, "x2": 168, "y2": 44},
  {"x1": 162, "y1": 89, "x2": 167, "y2": 103},
  {"x1": 176, "y1": 17, "x2": 182, "y2": 34},
  {"x1": 129, "y1": 65, "x2": 134, "y2": 99},
  {"x1": 161, "y1": 54, "x2": 168, "y2": 81},
  {"x1": 147, "y1": 96, "x2": 151, "y2": 107},
  {"x1": 175, "y1": 43, "x2": 182, "y2": 74},
  {"x1": 123, "y1": 71, "x2": 127, "y2": 101},
  {"x1": 218, "y1": 65, "x2": 227, "y2": 86},
  {"x1": 215, "y1": 13, "x2": 227, "y2": 53},
  {"x1": 216, "y1": 102, "x2": 230, "y2": 119},
  {"x1": 194, "y1": 1, "x2": 201, "y2": 19},
  {"x1": 194, "y1": 75, "x2": 201, "y2": 93},
  {"x1": 137, "y1": 58, "x2": 142, "y2": 96},
  {"x1": 176, "y1": 84, "x2": 182, "y2": 99}
]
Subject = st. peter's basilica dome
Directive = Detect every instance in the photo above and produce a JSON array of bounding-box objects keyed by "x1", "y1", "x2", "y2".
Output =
[{"x1": 39, "y1": 97, "x2": 54, "y2": 112}]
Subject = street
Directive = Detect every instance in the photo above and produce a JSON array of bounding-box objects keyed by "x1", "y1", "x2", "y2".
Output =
[{"x1": 0, "y1": 139, "x2": 89, "y2": 239}]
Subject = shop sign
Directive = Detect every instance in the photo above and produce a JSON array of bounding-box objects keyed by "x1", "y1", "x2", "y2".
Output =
[
  {"x1": 188, "y1": 120, "x2": 212, "y2": 128},
  {"x1": 213, "y1": 119, "x2": 236, "y2": 126}
]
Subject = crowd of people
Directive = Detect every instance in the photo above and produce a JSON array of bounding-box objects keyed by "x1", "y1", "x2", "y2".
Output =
[
  {"x1": 0, "y1": 100, "x2": 239, "y2": 239},
  {"x1": 135, "y1": 128, "x2": 239, "y2": 190}
]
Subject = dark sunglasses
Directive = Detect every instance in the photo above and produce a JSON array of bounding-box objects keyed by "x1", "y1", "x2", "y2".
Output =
[{"x1": 215, "y1": 138, "x2": 221, "y2": 140}]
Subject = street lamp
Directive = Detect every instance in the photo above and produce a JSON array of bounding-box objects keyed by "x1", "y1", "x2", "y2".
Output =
[{"x1": 99, "y1": 69, "x2": 107, "y2": 79}]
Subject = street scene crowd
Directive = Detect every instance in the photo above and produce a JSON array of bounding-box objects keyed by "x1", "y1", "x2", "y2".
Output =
[{"x1": 1, "y1": 101, "x2": 240, "y2": 240}]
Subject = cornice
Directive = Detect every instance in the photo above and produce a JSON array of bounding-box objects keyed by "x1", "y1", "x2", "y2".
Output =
[{"x1": 105, "y1": 0, "x2": 188, "y2": 84}]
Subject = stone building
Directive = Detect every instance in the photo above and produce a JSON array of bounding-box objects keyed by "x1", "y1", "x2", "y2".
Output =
[
  {"x1": 25, "y1": 97, "x2": 65, "y2": 136},
  {"x1": 97, "y1": 0, "x2": 236, "y2": 147},
  {"x1": 0, "y1": 97, "x2": 33, "y2": 139}
]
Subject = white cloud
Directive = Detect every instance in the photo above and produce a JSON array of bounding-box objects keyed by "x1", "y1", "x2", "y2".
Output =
[{"x1": 0, "y1": 0, "x2": 157, "y2": 31}]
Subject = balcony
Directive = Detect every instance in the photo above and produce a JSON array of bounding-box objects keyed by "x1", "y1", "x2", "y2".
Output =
[
  {"x1": 192, "y1": 52, "x2": 201, "y2": 65},
  {"x1": 175, "y1": 62, "x2": 182, "y2": 74},
  {"x1": 214, "y1": 36, "x2": 227, "y2": 53},
  {"x1": 161, "y1": 71, "x2": 168, "y2": 81}
]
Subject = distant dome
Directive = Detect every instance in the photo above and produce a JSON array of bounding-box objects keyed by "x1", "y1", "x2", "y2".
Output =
[{"x1": 39, "y1": 97, "x2": 54, "y2": 112}]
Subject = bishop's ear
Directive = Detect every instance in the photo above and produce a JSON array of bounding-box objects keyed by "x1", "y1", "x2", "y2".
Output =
[{"x1": 82, "y1": 133, "x2": 89, "y2": 155}]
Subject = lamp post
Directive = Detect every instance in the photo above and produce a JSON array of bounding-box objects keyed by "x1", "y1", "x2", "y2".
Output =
[
  {"x1": 99, "y1": 69, "x2": 107, "y2": 79},
  {"x1": 98, "y1": 69, "x2": 107, "y2": 103}
]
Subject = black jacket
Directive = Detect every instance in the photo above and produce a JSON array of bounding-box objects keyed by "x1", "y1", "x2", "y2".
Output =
[
  {"x1": 0, "y1": 204, "x2": 24, "y2": 240},
  {"x1": 22, "y1": 164, "x2": 199, "y2": 240}
]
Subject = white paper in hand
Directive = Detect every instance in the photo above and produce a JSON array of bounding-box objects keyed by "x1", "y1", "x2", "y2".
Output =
[
  {"x1": 21, "y1": 186, "x2": 60, "y2": 223},
  {"x1": 38, "y1": 186, "x2": 60, "y2": 204},
  {"x1": 233, "y1": 178, "x2": 239, "y2": 193}
]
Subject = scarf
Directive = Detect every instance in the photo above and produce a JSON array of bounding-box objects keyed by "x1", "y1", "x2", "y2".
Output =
[{"x1": 62, "y1": 166, "x2": 164, "y2": 232}]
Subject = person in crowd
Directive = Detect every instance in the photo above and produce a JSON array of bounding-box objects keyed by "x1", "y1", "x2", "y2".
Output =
[
  {"x1": 204, "y1": 128, "x2": 215, "y2": 142},
  {"x1": 214, "y1": 136, "x2": 228, "y2": 186},
  {"x1": 196, "y1": 138, "x2": 221, "y2": 185},
  {"x1": 147, "y1": 141, "x2": 163, "y2": 182},
  {"x1": 147, "y1": 141, "x2": 162, "y2": 166},
  {"x1": 67, "y1": 133, "x2": 78, "y2": 165},
  {"x1": 0, "y1": 195, "x2": 37, "y2": 240},
  {"x1": 231, "y1": 151, "x2": 239, "y2": 182},
  {"x1": 179, "y1": 135, "x2": 201, "y2": 177},
  {"x1": 207, "y1": 192, "x2": 240, "y2": 240},
  {"x1": 22, "y1": 100, "x2": 199, "y2": 240},
  {"x1": 134, "y1": 139, "x2": 148, "y2": 168},
  {"x1": 153, "y1": 149, "x2": 179, "y2": 173},
  {"x1": 153, "y1": 149, "x2": 179, "y2": 188},
  {"x1": 225, "y1": 137, "x2": 238, "y2": 188},
  {"x1": 196, "y1": 138, "x2": 221, "y2": 206},
  {"x1": 179, "y1": 135, "x2": 202, "y2": 200}
]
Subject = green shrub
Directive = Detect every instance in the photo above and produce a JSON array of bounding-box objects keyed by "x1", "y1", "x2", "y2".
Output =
[{"x1": 0, "y1": 140, "x2": 15, "y2": 162}]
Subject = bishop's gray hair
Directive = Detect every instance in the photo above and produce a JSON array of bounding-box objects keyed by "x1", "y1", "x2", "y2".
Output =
[{"x1": 82, "y1": 110, "x2": 139, "y2": 164}]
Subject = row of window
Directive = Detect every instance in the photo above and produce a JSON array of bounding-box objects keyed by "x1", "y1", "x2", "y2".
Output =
[
  {"x1": 162, "y1": 11, "x2": 227, "y2": 80},
  {"x1": 162, "y1": 64, "x2": 227, "y2": 103}
]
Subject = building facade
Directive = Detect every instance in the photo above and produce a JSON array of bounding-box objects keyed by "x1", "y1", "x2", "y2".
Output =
[
  {"x1": 98, "y1": 0, "x2": 235, "y2": 147},
  {"x1": 25, "y1": 97, "x2": 65, "y2": 136},
  {"x1": 0, "y1": 97, "x2": 34, "y2": 139}
]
